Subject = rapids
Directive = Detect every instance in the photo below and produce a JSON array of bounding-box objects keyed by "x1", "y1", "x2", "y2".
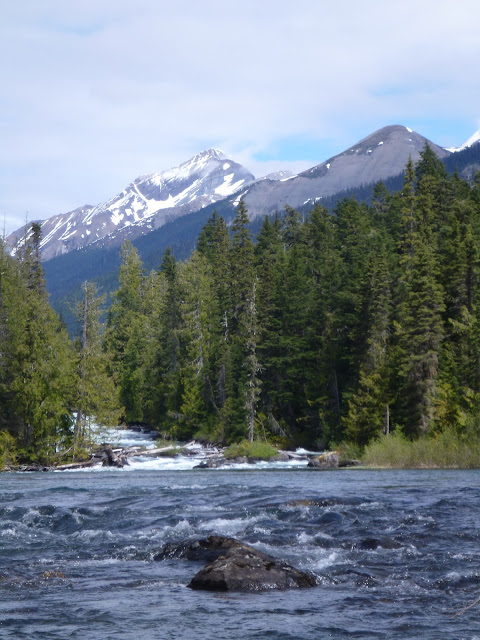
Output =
[{"x1": 0, "y1": 430, "x2": 479, "y2": 639}]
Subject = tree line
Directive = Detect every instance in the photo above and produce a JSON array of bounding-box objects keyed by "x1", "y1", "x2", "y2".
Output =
[
  {"x1": 0, "y1": 225, "x2": 118, "y2": 464},
  {"x1": 2, "y1": 145, "x2": 480, "y2": 464}
]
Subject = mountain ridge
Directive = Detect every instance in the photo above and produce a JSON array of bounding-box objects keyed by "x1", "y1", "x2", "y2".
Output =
[
  {"x1": 39, "y1": 126, "x2": 480, "y2": 334},
  {"x1": 9, "y1": 123, "x2": 480, "y2": 268},
  {"x1": 227, "y1": 125, "x2": 451, "y2": 220},
  {"x1": 8, "y1": 149, "x2": 255, "y2": 261}
]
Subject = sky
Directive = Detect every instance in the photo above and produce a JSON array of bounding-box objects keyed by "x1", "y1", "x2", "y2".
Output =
[{"x1": 2, "y1": 0, "x2": 480, "y2": 235}]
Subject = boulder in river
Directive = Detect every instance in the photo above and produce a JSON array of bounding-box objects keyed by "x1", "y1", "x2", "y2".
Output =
[
  {"x1": 193, "y1": 457, "x2": 227, "y2": 469},
  {"x1": 308, "y1": 451, "x2": 341, "y2": 468},
  {"x1": 177, "y1": 536, "x2": 317, "y2": 592},
  {"x1": 155, "y1": 535, "x2": 255, "y2": 563},
  {"x1": 188, "y1": 549, "x2": 317, "y2": 592},
  {"x1": 307, "y1": 451, "x2": 360, "y2": 469},
  {"x1": 100, "y1": 446, "x2": 129, "y2": 468}
]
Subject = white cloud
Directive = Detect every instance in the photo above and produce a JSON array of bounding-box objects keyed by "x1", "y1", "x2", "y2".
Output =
[{"x1": 1, "y1": 0, "x2": 480, "y2": 233}]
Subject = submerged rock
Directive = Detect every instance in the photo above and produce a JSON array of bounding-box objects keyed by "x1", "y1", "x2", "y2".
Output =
[
  {"x1": 316, "y1": 511, "x2": 344, "y2": 525},
  {"x1": 40, "y1": 570, "x2": 66, "y2": 580},
  {"x1": 155, "y1": 535, "x2": 257, "y2": 563},
  {"x1": 356, "y1": 537, "x2": 402, "y2": 550}
]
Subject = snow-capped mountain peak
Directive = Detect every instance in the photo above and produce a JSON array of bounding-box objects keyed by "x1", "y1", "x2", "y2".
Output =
[
  {"x1": 445, "y1": 129, "x2": 480, "y2": 153},
  {"x1": 8, "y1": 150, "x2": 255, "y2": 260}
]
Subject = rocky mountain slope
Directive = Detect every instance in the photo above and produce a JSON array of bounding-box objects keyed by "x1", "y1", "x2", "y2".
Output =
[
  {"x1": 8, "y1": 149, "x2": 255, "y2": 261},
  {"x1": 230, "y1": 125, "x2": 451, "y2": 219},
  {"x1": 10, "y1": 124, "x2": 479, "y2": 266}
]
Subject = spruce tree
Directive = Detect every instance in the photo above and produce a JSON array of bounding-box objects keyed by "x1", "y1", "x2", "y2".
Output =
[
  {"x1": 227, "y1": 200, "x2": 260, "y2": 441},
  {"x1": 396, "y1": 236, "x2": 445, "y2": 436},
  {"x1": 345, "y1": 245, "x2": 392, "y2": 445},
  {"x1": 73, "y1": 281, "x2": 119, "y2": 456},
  {"x1": 105, "y1": 240, "x2": 146, "y2": 423}
]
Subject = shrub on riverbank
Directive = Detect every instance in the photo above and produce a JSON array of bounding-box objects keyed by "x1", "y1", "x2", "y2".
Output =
[
  {"x1": 224, "y1": 440, "x2": 279, "y2": 460},
  {"x1": 362, "y1": 430, "x2": 480, "y2": 468},
  {"x1": 0, "y1": 432, "x2": 18, "y2": 470}
]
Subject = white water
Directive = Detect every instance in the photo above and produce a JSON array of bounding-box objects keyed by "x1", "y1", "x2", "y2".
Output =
[{"x1": 68, "y1": 427, "x2": 311, "y2": 472}]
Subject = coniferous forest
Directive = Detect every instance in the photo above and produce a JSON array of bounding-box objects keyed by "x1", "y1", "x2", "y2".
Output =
[{"x1": 2, "y1": 146, "x2": 480, "y2": 466}]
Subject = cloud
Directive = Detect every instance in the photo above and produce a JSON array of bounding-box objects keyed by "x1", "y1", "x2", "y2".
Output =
[{"x1": 2, "y1": 0, "x2": 480, "y2": 233}]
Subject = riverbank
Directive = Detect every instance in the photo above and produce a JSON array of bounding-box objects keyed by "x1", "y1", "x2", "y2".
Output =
[
  {"x1": 5, "y1": 440, "x2": 325, "y2": 472},
  {"x1": 4, "y1": 424, "x2": 364, "y2": 472},
  {"x1": 362, "y1": 431, "x2": 480, "y2": 469},
  {"x1": 5, "y1": 426, "x2": 480, "y2": 472}
]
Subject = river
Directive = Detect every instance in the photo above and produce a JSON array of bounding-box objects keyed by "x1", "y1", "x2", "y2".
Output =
[{"x1": 1, "y1": 429, "x2": 479, "y2": 639}]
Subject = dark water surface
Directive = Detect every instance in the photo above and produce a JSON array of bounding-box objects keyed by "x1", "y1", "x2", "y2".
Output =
[{"x1": 1, "y1": 468, "x2": 479, "y2": 639}]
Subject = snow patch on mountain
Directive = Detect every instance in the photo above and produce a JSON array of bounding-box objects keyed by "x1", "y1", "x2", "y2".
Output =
[
  {"x1": 8, "y1": 150, "x2": 255, "y2": 261},
  {"x1": 446, "y1": 129, "x2": 480, "y2": 153}
]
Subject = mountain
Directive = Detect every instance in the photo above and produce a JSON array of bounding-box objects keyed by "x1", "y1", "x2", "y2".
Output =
[
  {"x1": 443, "y1": 129, "x2": 480, "y2": 182},
  {"x1": 12, "y1": 124, "x2": 473, "y2": 309},
  {"x1": 9, "y1": 125, "x2": 453, "y2": 263},
  {"x1": 226, "y1": 125, "x2": 451, "y2": 219},
  {"x1": 446, "y1": 129, "x2": 480, "y2": 153},
  {"x1": 8, "y1": 149, "x2": 255, "y2": 261}
]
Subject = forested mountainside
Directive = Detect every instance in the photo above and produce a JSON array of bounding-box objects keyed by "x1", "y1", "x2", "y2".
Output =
[
  {"x1": 45, "y1": 139, "x2": 480, "y2": 333},
  {"x1": 3, "y1": 144, "x2": 479, "y2": 466},
  {"x1": 101, "y1": 147, "x2": 480, "y2": 449}
]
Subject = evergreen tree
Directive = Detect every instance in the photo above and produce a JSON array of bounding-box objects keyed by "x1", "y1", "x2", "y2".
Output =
[
  {"x1": 415, "y1": 142, "x2": 446, "y2": 184},
  {"x1": 227, "y1": 200, "x2": 260, "y2": 441},
  {"x1": 73, "y1": 281, "x2": 119, "y2": 456},
  {"x1": 304, "y1": 205, "x2": 342, "y2": 443},
  {"x1": 105, "y1": 240, "x2": 146, "y2": 422},
  {"x1": 345, "y1": 245, "x2": 392, "y2": 445},
  {"x1": 396, "y1": 236, "x2": 445, "y2": 436},
  {"x1": 6, "y1": 229, "x2": 75, "y2": 461},
  {"x1": 176, "y1": 251, "x2": 215, "y2": 438}
]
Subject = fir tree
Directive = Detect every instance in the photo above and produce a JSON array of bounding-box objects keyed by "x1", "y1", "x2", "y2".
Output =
[
  {"x1": 73, "y1": 281, "x2": 119, "y2": 456},
  {"x1": 396, "y1": 236, "x2": 445, "y2": 436},
  {"x1": 345, "y1": 245, "x2": 392, "y2": 445},
  {"x1": 104, "y1": 240, "x2": 146, "y2": 422}
]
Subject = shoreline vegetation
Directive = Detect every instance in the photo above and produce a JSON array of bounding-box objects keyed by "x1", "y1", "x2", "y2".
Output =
[
  {"x1": 2, "y1": 146, "x2": 480, "y2": 470},
  {"x1": 362, "y1": 430, "x2": 480, "y2": 469},
  {"x1": 2, "y1": 430, "x2": 480, "y2": 471}
]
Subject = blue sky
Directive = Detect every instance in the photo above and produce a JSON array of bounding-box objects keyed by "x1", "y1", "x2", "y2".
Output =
[{"x1": 2, "y1": 0, "x2": 480, "y2": 234}]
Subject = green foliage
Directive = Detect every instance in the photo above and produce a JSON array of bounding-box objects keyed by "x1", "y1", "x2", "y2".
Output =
[
  {"x1": 224, "y1": 439, "x2": 279, "y2": 460},
  {"x1": 72, "y1": 281, "x2": 120, "y2": 457},
  {"x1": 362, "y1": 430, "x2": 480, "y2": 469},
  {"x1": 97, "y1": 164, "x2": 480, "y2": 458},
  {"x1": 0, "y1": 229, "x2": 121, "y2": 465},
  {"x1": 0, "y1": 431, "x2": 18, "y2": 469},
  {"x1": 8, "y1": 149, "x2": 480, "y2": 464}
]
